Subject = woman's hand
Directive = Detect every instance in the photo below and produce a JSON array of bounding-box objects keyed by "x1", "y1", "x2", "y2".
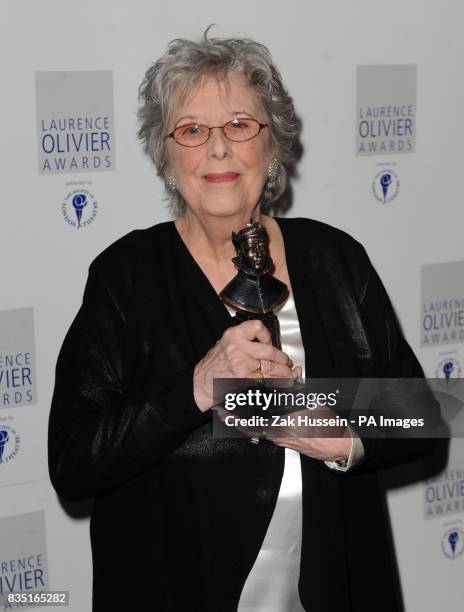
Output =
[
  {"x1": 193, "y1": 320, "x2": 297, "y2": 412},
  {"x1": 270, "y1": 432, "x2": 352, "y2": 462},
  {"x1": 269, "y1": 403, "x2": 353, "y2": 461}
]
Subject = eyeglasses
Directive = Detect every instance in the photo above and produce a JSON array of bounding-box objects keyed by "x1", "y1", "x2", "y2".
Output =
[{"x1": 165, "y1": 118, "x2": 268, "y2": 147}]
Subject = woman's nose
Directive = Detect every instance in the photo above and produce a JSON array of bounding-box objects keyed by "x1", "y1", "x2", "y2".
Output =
[{"x1": 206, "y1": 127, "x2": 231, "y2": 159}]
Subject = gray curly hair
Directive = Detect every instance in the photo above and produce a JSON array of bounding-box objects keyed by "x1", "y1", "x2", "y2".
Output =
[{"x1": 137, "y1": 28, "x2": 300, "y2": 217}]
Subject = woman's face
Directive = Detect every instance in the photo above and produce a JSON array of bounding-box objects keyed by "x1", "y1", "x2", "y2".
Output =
[{"x1": 165, "y1": 72, "x2": 273, "y2": 221}]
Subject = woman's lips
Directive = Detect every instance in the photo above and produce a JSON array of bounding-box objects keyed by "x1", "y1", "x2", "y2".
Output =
[{"x1": 204, "y1": 172, "x2": 239, "y2": 183}]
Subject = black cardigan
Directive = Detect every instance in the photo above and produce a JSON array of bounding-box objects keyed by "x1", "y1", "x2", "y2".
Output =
[{"x1": 48, "y1": 217, "x2": 437, "y2": 612}]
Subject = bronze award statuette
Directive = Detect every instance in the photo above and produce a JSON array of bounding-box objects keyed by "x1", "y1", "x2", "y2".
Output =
[
  {"x1": 219, "y1": 221, "x2": 291, "y2": 444},
  {"x1": 220, "y1": 220, "x2": 289, "y2": 349}
]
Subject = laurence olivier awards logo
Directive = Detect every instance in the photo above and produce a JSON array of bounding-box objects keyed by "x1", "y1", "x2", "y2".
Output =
[
  {"x1": 35, "y1": 70, "x2": 115, "y2": 174},
  {"x1": 0, "y1": 308, "x2": 37, "y2": 409},
  {"x1": 441, "y1": 524, "x2": 464, "y2": 559},
  {"x1": 424, "y1": 464, "x2": 464, "y2": 519},
  {"x1": 0, "y1": 511, "x2": 49, "y2": 606},
  {"x1": 372, "y1": 168, "x2": 400, "y2": 204},
  {"x1": 421, "y1": 261, "x2": 464, "y2": 347},
  {"x1": 62, "y1": 188, "x2": 98, "y2": 229},
  {"x1": 356, "y1": 64, "x2": 417, "y2": 156}
]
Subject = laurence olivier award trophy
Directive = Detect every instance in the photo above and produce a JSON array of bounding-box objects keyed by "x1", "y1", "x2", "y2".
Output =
[
  {"x1": 219, "y1": 220, "x2": 290, "y2": 443},
  {"x1": 220, "y1": 220, "x2": 289, "y2": 348}
]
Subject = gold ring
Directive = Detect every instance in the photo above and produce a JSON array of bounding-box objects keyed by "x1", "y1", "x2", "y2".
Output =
[{"x1": 258, "y1": 359, "x2": 265, "y2": 381}]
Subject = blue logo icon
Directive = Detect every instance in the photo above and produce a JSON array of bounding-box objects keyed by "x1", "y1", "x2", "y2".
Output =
[
  {"x1": 443, "y1": 361, "x2": 454, "y2": 382},
  {"x1": 62, "y1": 188, "x2": 98, "y2": 229},
  {"x1": 0, "y1": 425, "x2": 20, "y2": 465},
  {"x1": 380, "y1": 173, "x2": 392, "y2": 202},
  {"x1": 436, "y1": 357, "x2": 462, "y2": 388},
  {"x1": 0, "y1": 430, "x2": 9, "y2": 462},
  {"x1": 372, "y1": 169, "x2": 400, "y2": 204},
  {"x1": 72, "y1": 193, "x2": 87, "y2": 228},
  {"x1": 442, "y1": 526, "x2": 464, "y2": 559},
  {"x1": 449, "y1": 531, "x2": 459, "y2": 555}
]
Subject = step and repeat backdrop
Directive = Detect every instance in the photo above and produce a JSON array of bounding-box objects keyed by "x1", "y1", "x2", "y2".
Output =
[{"x1": 1, "y1": 1, "x2": 463, "y2": 610}]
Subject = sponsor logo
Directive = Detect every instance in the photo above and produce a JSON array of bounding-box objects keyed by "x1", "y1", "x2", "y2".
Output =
[
  {"x1": 436, "y1": 356, "x2": 462, "y2": 388},
  {"x1": 0, "y1": 424, "x2": 20, "y2": 466},
  {"x1": 35, "y1": 70, "x2": 115, "y2": 174},
  {"x1": 441, "y1": 525, "x2": 464, "y2": 559},
  {"x1": 61, "y1": 188, "x2": 98, "y2": 229},
  {"x1": 372, "y1": 169, "x2": 400, "y2": 203},
  {"x1": 356, "y1": 64, "x2": 417, "y2": 156}
]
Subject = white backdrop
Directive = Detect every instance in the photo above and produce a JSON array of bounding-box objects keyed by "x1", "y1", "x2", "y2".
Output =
[{"x1": 1, "y1": 0, "x2": 463, "y2": 610}]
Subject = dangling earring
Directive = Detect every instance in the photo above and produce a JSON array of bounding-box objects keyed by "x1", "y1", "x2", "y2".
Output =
[
  {"x1": 166, "y1": 175, "x2": 177, "y2": 191},
  {"x1": 267, "y1": 158, "x2": 279, "y2": 183}
]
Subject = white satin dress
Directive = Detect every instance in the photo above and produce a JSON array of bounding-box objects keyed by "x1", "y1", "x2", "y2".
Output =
[
  {"x1": 225, "y1": 292, "x2": 364, "y2": 612},
  {"x1": 225, "y1": 293, "x2": 307, "y2": 612}
]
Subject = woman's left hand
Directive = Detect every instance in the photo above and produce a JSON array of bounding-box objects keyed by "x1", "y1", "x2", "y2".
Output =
[
  {"x1": 270, "y1": 430, "x2": 352, "y2": 462},
  {"x1": 268, "y1": 390, "x2": 352, "y2": 461}
]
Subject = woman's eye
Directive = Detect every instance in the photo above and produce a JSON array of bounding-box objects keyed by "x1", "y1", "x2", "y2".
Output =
[
  {"x1": 183, "y1": 125, "x2": 200, "y2": 135},
  {"x1": 231, "y1": 120, "x2": 248, "y2": 129}
]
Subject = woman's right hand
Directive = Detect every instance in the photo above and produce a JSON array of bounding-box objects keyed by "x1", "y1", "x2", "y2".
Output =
[{"x1": 193, "y1": 320, "x2": 298, "y2": 412}]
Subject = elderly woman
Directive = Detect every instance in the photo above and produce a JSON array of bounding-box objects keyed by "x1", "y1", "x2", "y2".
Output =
[{"x1": 48, "y1": 32, "x2": 436, "y2": 612}]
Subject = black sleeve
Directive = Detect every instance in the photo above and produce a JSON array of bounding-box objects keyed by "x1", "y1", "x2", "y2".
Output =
[
  {"x1": 48, "y1": 263, "x2": 209, "y2": 502},
  {"x1": 319, "y1": 242, "x2": 442, "y2": 476},
  {"x1": 349, "y1": 256, "x2": 440, "y2": 473}
]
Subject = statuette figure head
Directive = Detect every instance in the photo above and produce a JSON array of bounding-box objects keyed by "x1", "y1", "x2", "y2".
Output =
[{"x1": 232, "y1": 222, "x2": 270, "y2": 271}]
